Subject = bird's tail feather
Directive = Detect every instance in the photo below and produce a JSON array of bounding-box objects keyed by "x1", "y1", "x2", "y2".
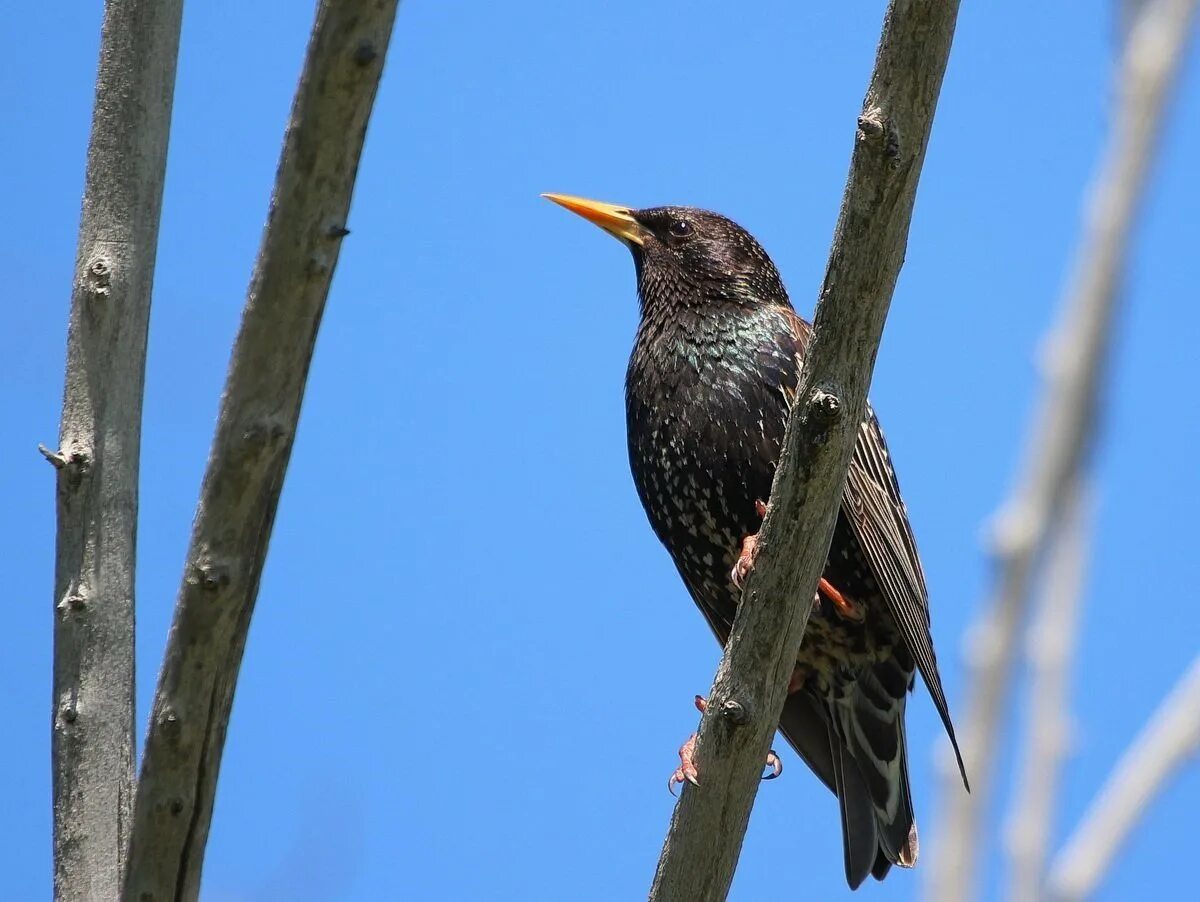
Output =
[
  {"x1": 829, "y1": 727, "x2": 882, "y2": 889},
  {"x1": 832, "y1": 664, "x2": 918, "y2": 879},
  {"x1": 779, "y1": 666, "x2": 918, "y2": 890}
]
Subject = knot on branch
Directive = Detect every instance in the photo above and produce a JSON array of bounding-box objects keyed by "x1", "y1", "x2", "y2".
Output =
[
  {"x1": 856, "y1": 108, "x2": 902, "y2": 166},
  {"x1": 154, "y1": 706, "x2": 185, "y2": 750},
  {"x1": 85, "y1": 256, "x2": 113, "y2": 297},
  {"x1": 56, "y1": 592, "x2": 88, "y2": 615},
  {"x1": 39, "y1": 444, "x2": 90, "y2": 487},
  {"x1": 240, "y1": 416, "x2": 291, "y2": 461},
  {"x1": 808, "y1": 388, "x2": 843, "y2": 424},
  {"x1": 354, "y1": 41, "x2": 379, "y2": 67},
  {"x1": 989, "y1": 503, "x2": 1039, "y2": 561},
  {"x1": 720, "y1": 698, "x2": 751, "y2": 726},
  {"x1": 38, "y1": 444, "x2": 68, "y2": 469},
  {"x1": 187, "y1": 556, "x2": 231, "y2": 592}
]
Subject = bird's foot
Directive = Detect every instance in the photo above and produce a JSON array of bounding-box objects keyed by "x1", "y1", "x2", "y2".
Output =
[
  {"x1": 731, "y1": 534, "x2": 758, "y2": 590},
  {"x1": 669, "y1": 733, "x2": 700, "y2": 794},
  {"x1": 730, "y1": 500, "x2": 770, "y2": 590},
  {"x1": 764, "y1": 749, "x2": 784, "y2": 781},
  {"x1": 817, "y1": 577, "x2": 865, "y2": 622},
  {"x1": 667, "y1": 695, "x2": 784, "y2": 795}
]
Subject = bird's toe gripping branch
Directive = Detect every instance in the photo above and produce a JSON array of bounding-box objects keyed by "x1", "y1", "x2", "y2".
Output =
[
  {"x1": 730, "y1": 499, "x2": 770, "y2": 590},
  {"x1": 730, "y1": 534, "x2": 759, "y2": 590},
  {"x1": 667, "y1": 695, "x2": 783, "y2": 795},
  {"x1": 730, "y1": 498, "x2": 864, "y2": 623}
]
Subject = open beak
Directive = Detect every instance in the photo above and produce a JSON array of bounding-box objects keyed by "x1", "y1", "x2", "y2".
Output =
[{"x1": 542, "y1": 193, "x2": 645, "y2": 246}]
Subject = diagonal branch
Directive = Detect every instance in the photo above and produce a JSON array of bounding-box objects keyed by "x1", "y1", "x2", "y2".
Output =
[
  {"x1": 926, "y1": 2, "x2": 1199, "y2": 900},
  {"x1": 48, "y1": 2, "x2": 183, "y2": 900},
  {"x1": 121, "y1": 2, "x2": 400, "y2": 899},
  {"x1": 647, "y1": 2, "x2": 962, "y2": 899},
  {"x1": 1006, "y1": 479, "x2": 1092, "y2": 902},
  {"x1": 1047, "y1": 655, "x2": 1200, "y2": 901}
]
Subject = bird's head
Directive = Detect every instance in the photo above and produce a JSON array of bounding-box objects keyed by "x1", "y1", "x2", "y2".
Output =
[{"x1": 544, "y1": 193, "x2": 787, "y2": 315}]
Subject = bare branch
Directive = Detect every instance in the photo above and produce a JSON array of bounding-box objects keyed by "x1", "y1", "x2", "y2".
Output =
[
  {"x1": 1006, "y1": 480, "x2": 1092, "y2": 902},
  {"x1": 121, "y1": 2, "x2": 399, "y2": 899},
  {"x1": 647, "y1": 2, "x2": 961, "y2": 899},
  {"x1": 50, "y1": 2, "x2": 182, "y2": 899},
  {"x1": 1047, "y1": 656, "x2": 1200, "y2": 900},
  {"x1": 926, "y1": 3, "x2": 1198, "y2": 899}
]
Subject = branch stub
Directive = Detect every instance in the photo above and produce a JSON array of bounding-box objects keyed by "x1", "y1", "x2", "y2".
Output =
[
  {"x1": 720, "y1": 698, "x2": 750, "y2": 726},
  {"x1": 809, "y1": 388, "x2": 843, "y2": 424}
]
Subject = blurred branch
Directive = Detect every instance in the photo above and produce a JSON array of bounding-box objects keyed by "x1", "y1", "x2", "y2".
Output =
[
  {"x1": 926, "y1": 2, "x2": 1198, "y2": 899},
  {"x1": 48, "y1": 2, "x2": 182, "y2": 900},
  {"x1": 1047, "y1": 656, "x2": 1200, "y2": 901},
  {"x1": 121, "y1": 2, "x2": 399, "y2": 899},
  {"x1": 1006, "y1": 479, "x2": 1092, "y2": 902},
  {"x1": 647, "y1": 2, "x2": 961, "y2": 899}
]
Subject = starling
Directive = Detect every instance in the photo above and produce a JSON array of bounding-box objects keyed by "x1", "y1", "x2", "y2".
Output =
[{"x1": 545, "y1": 193, "x2": 969, "y2": 889}]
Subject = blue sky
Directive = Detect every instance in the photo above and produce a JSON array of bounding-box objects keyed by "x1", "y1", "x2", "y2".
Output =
[{"x1": 4, "y1": 2, "x2": 1198, "y2": 899}]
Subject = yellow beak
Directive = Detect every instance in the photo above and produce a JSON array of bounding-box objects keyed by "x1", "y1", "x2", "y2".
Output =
[{"x1": 542, "y1": 193, "x2": 645, "y2": 246}]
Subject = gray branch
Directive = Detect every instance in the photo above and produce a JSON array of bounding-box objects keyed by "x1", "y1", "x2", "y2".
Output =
[
  {"x1": 647, "y1": 2, "x2": 961, "y2": 899},
  {"x1": 121, "y1": 2, "x2": 400, "y2": 899},
  {"x1": 1048, "y1": 656, "x2": 1200, "y2": 901},
  {"x1": 48, "y1": 2, "x2": 183, "y2": 899},
  {"x1": 926, "y1": 2, "x2": 1198, "y2": 899},
  {"x1": 1006, "y1": 479, "x2": 1092, "y2": 902}
]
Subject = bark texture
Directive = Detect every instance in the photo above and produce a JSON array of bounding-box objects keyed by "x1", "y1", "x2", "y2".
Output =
[
  {"x1": 48, "y1": 2, "x2": 183, "y2": 899},
  {"x1": 647, "y1": 2, "x2": 962, "y2": 899},
  {"x1": 121, "y1": 2, "x2": 400, "y2": 899}
]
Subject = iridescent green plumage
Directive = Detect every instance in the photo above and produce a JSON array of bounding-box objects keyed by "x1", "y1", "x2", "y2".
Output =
[{"x1": 548, "y1": 197, "x2": 968, "y2": 889}]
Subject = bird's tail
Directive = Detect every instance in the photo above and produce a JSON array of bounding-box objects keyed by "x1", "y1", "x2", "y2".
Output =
[
  {"x1": 832, "y1": 662, "x2": 918, "y2": 887},
  {"x1": 778, "y1": 668, "x2": 917, "y2": 890}
]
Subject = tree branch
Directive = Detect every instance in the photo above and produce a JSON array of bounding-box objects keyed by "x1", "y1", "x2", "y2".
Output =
[
  {"x1": 1006, "y1": 479, "x2": 1092, "y2": 902},
  {"x1": 121, "y1": 2, "x2": 399, "y2": 899},
  {"x1": 925, "y1": 2, "x2": 1198, "y2": 899},
  {"x1": 1047, "y1": 656, "x2": 1200, "y2": 901},
  {"x1": 647, "y1": 3, "x2": 961, "y2": 899},
  {"x1": 49, "y1": 2, "x2": 183, "y2": 899}
]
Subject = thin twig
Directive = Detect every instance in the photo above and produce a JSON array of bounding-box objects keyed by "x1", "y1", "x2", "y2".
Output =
[
  {"x1": 49, "y1": 2, "x2": 182, "y2": 900},
  {"x1": 647, "y1": 2, "x2": 962, "y2": 899},
  {"x1": 121, "y1": 2, "x2": 399, "y2": 899},
  {"x1": 1006, "y1": 479, "x2": 1092, "y2": 902},
  {"x1": 926, "y1": 2, "x2": 1198, "y2": 899},
  {"x1": 1047, "y1": 656, "x2": 1200, "y2": 901}
]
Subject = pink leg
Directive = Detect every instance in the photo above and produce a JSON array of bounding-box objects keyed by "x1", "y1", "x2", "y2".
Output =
[
  {"x1": 668, "y1": 695, "x2": 784, "y2": 794},
  {"x1": 730, "y1": 500, "x2": 769, "y2": 590}
]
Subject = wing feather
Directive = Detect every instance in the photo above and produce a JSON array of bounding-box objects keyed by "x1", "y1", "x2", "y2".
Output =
[
  {"x1": 845, "y1": 406, "x2": 968, "y2": 789},
  {"x1": 779, "y1": 306, "x2": 967, "y2": 789}
]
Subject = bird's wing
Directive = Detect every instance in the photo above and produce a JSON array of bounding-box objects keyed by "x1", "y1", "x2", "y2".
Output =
[
  {"x1": 778, "y1": 306, "x2": 967, "y2": 788},
  {"x1": 843, "y1": 405, "x2": 968, "y2": 789}
]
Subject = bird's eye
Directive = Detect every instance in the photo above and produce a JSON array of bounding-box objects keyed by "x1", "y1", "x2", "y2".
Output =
[{"x1": 669, "y1": 219, "x2": 692, "y2": 238}]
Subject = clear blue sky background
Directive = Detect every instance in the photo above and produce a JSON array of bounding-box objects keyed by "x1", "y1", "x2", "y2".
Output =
[{"x1": 4, "y1": 2, "x2": 1198, "y2": 900}]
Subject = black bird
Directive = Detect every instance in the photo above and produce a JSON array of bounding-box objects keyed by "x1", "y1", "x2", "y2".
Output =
[{"x1": 545, "y1": 193, "x2": 968, "y2": 889}]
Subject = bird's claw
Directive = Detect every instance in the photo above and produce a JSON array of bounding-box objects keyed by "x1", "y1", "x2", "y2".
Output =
[
  {"x1": 764, "y1": 749, "x2": 783, "y2": 780},
  {"x1": 731, "y1": 533, "x2": 759, "y2": 590},
  {"x1": 731, "y1": 500, "x2": 769, "y2": 590},
  {"x1": 667, "y1": 695, "x2": 783, "y2": 794},
  {"x1": 668, "y1": 734, "x2": 700, "y2": 796}
]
